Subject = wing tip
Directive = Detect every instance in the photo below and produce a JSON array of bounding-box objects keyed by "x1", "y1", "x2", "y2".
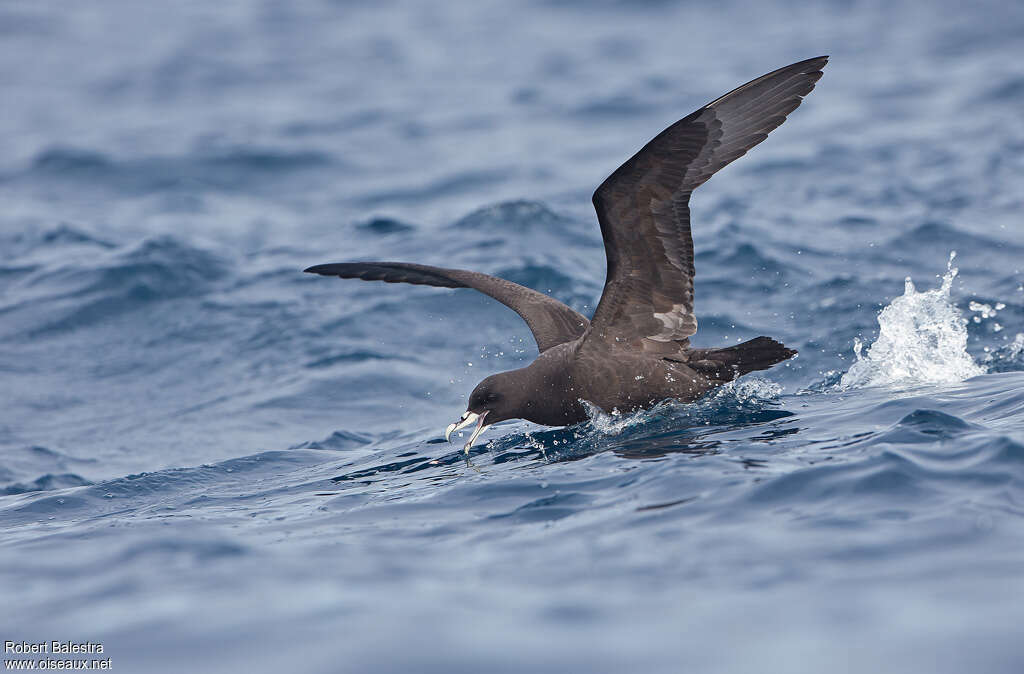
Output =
[
  {"x1": 801, "y1": 56, "x2": 829, "y2": 80},
  {"x1": 304, "y1": 263, "x2": 337, "y2": 275},
  {"x1": 799, "y1": 55, "x2": 830, "y2": 69},
  {"x1": 773, "y1": 55, "x2": 829, "y2": 81},
  {"x1": 783, "y1": 55, "x2": 830, "y2": 81}
]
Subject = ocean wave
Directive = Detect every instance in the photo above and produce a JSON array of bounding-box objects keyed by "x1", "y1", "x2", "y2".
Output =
[
  {"x1": 32, "y1": 223, "x2": 116, "y2": 251},
  {"x1": 293, "y1": 429, "x2": 375, "y2": 450},
  {"x1": 355, "y1": 217, "x2": 416, "y2": 235},
  {"x1": 304, "y1": 350, "x2": 408, "y2": 369},
  {"x1": 872, "y1": 409, "x2": 978, "y2": 444},
  {"x1": 697, "y1": 241, "x2": 789, "y2": 275},
  {"x1": 981, "y1": 76, "x2": 1024, "y2": 102},
  {"x1": 495, "y1": 263, "x2": 591, "y2": 306},
  {"x1": 4, "y1": 235, "x2": 230, "y2": 336},
  {"x1": 0, "y1": 224, "x2": 115, "y2": 266},
  {"x1": 113, "y1": 537, "x2": 249, "y2": 564},
  {"x1": 355, "y1": 169, "x2": 510, "y2": 207},
  {"x1": 0, "y1": 445, "x2": 98, "y2": 491},
  {"x1": 885, "y1": 222, "x2": 1023, "y2": 257},
  {"x1": 21, "y1": 145, "x2": 335, "y2": 194},
  {"x1": 2, "y1": 473, "x2": 92, "y2": 496},
  {"x1": 748, "y1": 419, "x2": 1024, "y2": 510},
  {"x1": 24, "y1": 235, "x2": 228, "y2": 298},
  {"x1": 0, "y1": 448, "x2": 332, "y2": 524},
  {"x1": 449, "y1": 200, "x2": 600, "y2": 242}
]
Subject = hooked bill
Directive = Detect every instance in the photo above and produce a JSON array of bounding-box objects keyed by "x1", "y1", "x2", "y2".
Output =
[{"x1": 445, "y1": 410, "x2": 490, "y2": 454}]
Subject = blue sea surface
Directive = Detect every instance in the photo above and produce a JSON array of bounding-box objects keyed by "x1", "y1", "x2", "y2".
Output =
[{"x1": 2, "y1": 1, "x2": 1023, "y2": 672}]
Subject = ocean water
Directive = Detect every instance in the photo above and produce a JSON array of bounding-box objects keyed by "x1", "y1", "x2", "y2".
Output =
[{"x1": 2, "y1": 1, "x2": 1023, "y2": 672}]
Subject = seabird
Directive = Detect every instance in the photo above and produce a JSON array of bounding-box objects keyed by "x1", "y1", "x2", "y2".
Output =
[{"x1": 306, "y1": 56, "x2": 827, "y2": 453}]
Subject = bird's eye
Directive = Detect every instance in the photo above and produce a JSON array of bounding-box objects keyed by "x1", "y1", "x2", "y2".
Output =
[{"x1": 485, "y1": 392, "x2": 501, "y2": 404}]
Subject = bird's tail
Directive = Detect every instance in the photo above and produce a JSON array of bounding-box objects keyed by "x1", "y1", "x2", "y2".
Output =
[{"x1": 688, "y1": 336, "x2": 797, "y2": 381}]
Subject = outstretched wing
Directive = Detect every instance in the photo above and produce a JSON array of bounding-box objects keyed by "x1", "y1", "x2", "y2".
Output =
[
  {"x1": 588, "y1": 56, "x2": 827, "y2": 351},
  {"x1": 305, "y1": 262, "x2": 589, "y2": 352}
]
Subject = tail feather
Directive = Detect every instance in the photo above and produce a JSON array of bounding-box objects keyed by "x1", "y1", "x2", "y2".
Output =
[{"x1": 686, "y1": 336, "x2": 796, "y2": 381}]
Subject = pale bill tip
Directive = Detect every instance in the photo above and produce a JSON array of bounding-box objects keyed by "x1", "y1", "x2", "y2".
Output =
[{"x1": 445, "y1": 411, "x2": 478, "y2": 442}]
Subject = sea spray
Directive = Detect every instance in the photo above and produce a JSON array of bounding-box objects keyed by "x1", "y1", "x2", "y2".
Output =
[
  {"x1": 580, "y1": 400, "x2": 650, "y2": 436},
  {"x1": 579, "y1": 377, "x2": 783, "y2": 436},
  {"x1": 841, "y1": 252, "x2": 984, "y2": 389},
  {"x1": 716, "y1": 377, "x2": 783, "y2": 404},
  {"x1": 984, "y1": 332, "x2": 1024, "y2": 373}
]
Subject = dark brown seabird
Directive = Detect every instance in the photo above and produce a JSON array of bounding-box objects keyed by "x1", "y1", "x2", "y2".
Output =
[{"x1": 306, "y1": 56, "x2": 827, "y2": 452}]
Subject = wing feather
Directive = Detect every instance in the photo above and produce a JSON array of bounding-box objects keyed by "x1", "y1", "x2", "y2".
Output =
[
  {"x1": 589, "y1": 56, "x2": 828, "y2": 351},
  {"x1": 305, "y1": 262, "x2": 589, "y2": 353}
]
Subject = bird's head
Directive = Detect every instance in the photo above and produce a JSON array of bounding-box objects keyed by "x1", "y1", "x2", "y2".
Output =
[{"x1": 445, "y1": 371, "x2": 525, "y2": 453}]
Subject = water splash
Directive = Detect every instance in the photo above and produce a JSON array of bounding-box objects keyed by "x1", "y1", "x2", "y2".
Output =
[
  {"x1": 578, "y1": 377, "x2": 783, "y2": 437},
  {"x1": 983, "y1": 332, "x2": 1024, "y2": 373},
  {"x1": 714, "y1": 377, "x2": 783, "y2": 403},
  {"x1": 579, "y1": 400, "x2": 654, "y2": 435},
  {"x1": 841, "y1": 252, "x2": 984, "y2": 389}
]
